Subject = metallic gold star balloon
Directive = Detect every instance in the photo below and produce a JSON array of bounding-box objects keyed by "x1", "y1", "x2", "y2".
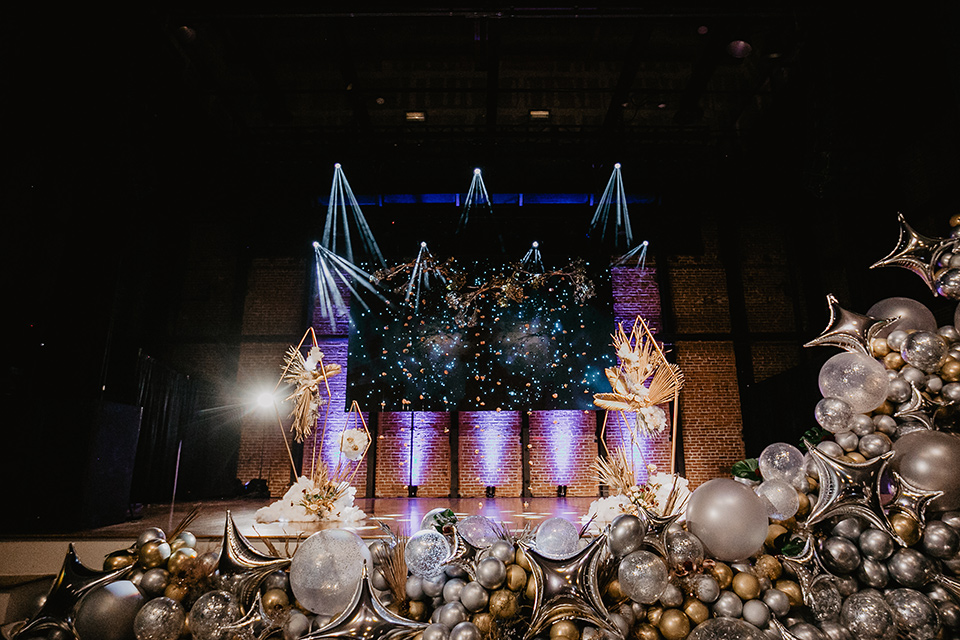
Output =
[
  {"x1": 803, "y1": 294, "x2": 895, "y2": 356},
  {"x1": 217, "y1": 510, "x2": 291, "y2": 613},
  {"x1": 13, "y1": 543, "x2": 133, "y2": 639},
  {"x1": 301, "y1": 563, "x2": 426, "y2": 640},
  {"x1": 802, "y1": 442, "x2": 894, "y2": 535},
  {"x1": 870, "y1": 213, "x2": 942, "y2": 293},
  {"x1": 520, "y1": 534, "x2": 621, "y2": 640}
]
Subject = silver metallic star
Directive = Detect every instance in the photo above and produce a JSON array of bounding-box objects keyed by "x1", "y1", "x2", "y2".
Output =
[
  {"x1": 803, "y1": 294, "x2": 895, "y2": 356},
  {"x1": 886, "y1": 470, "x2": 944, "y2": 543},
  {"x1": 870, "y1": 213, "x2": 942, "y2": 293},
  {"x1": 638, "y1": 505, "x2": 681, "y2": 557},
  {"x1": 216, "y1": 510, "x2": 291, "y2": 613}
]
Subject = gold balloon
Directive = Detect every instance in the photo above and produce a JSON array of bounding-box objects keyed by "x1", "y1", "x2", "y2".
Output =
[
  {"x1": 775, "y1": 579, "x2": 803, "y2": 607},
  {"x1": 755, "y1": 555, "x2": 782, "y2": 581},
  {"x1": 506, "y1": 565, "x2": 527, "y2": 592},
  {"x1": 635, "y1": 622, "x2": 662, "y2": 640},
  {"x1": 170, "y1": 538, "x2": 189, "y2": 552},
  {"x1": 139, "y1": 540, "x2": 172, "y2": 569},
  {"x1": 709, "y1": 563, "x2": 733, "y2": 590},
  {"x1": 526, "y1": 574, "x2": 538, "y2": 600},
  {"x1": 408, "y1": 600, "x2": 427, "y2": 621},
  {"x1": 732, "y1": 572, "x2": 761, "y2": 600},
  {"x1": 796, "y1": 492, "x2": 810, "y2": 517},
  {"x1": 682, "y1": 598, "x2": 709, "y2": 625},
  {"x1": 950, "y1": 214, "x2": 960, "y2": 228},
  {"x1": 890, "y1": 512, "x2": 922, "y2": 546},
  {"x1": 874, "y1": 400, "x2": 896, "y2": 415},
  {"x1": 871, "y1": 338, "x2": 891, "y2": 357},
  {"x1": 167, "y1": 548, "x2": 198, "y2": 576},
  {"x1": 884, "y1": 352, "x2": 905, "y2": 370},
  {"x1": 605, "y1": 578, "x2": 624, "y2": 601},
  {"x1": 847, "y1": 452, "x2": 867, "y2": 464},
  {"x1": 807, "y1": 477, "x2": 819, "y2": 492},
  {"x1": 657, "y1": 609, "x2": 690, "y2": 640},
  {"x1": 550, "y1": 620, "x2": 579, "y2": 639},
  {"x1": 646, "y1": 605, "x2": 663, "y2": 626},
  {"x1": 489, "y1": 589, "x2": 519, "y2": 619},
  {"x1": 262, "y1": 588, "x2": 290, "y2": 613},
  {"x1": 765, "y1": 525, "x2": 788, "y2": 550},
  {"x1": 942, "y1": 358, "x2": 960, "y2": 382},
  {"x1": 103, "y1": 551, "x2": 137, "y2": 571},
  {"x1": 516, "y1": 549, "x2": 531, "y2": 571},
  {"x1": 164, "y1": 582, "x2": 188, "y2": 602},
  {"x1": 473, "y1": 613, "x2": 494, "y2": 634}
]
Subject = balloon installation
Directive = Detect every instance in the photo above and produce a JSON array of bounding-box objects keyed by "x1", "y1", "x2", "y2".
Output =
[{"x1": 16, "y1": 213, "x2": 960, "y2": 640}]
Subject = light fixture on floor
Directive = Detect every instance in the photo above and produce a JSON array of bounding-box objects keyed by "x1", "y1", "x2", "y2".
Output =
[
  {"x1": 556, "y1": 485, "x2": 567, "y2": 497},
  {"x1": 408, "y1": 485, "x2": 419, "y2": 497},
  {"x1": 485, "y1": 486, "x2": 496, "y2": 498}
]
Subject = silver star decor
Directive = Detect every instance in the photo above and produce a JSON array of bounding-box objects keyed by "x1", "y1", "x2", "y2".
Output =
[
  {"x1": 302, "y1": 563, "x2": 426, "y2": 640},
  {"x1": 870, "y1": 213, "x2": 943, "y2": 293},
  {"x1": 886, "y1": 470, "x2": 944, "y2": 542},
  {"x1": 13, "y1": 543, "x2": 133, "y2": 639},
  {"x1": 778, "y1": 532, "x2": 842, "y2": 620},
  {"x1": 520, "y1": 534, "x2": 621, "y2": 640},
  {"x1": 803, "y1": 294, "x2": 895, "y2": 356},
  {"x1": 216, "y1": 510, "x2": 291, "y2": 613},
  {"x1": 894, "y1": 386, "x2": 940, "y2": 428},
  {"x1": 638, "y1": 505, "x2": 681, "y2": 557},
  {"x1": 769, "y1": 617, "x2": 804, "y2": 640},
  {"x1": 222, "y1": 591, "x2": 288, "y2": 640},
  {"x1": 802, "y1": 442, "x2": 895, "y2": 536},
  {"x1": 442, "y1": 528, "x2": 477, "y2": 580}
]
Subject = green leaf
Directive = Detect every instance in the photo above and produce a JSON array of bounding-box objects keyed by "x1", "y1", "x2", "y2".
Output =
[
  {"x1": 799, "y1": 426, "x2": 829, "y2": 451},
  {"x1": 777, "y1": 533, "x2": 805, "y2": 557},
  {"x1": 731, "y1": 458, "x2": 761, "y2": 481},
  {"x1": 432, "y1": 508, "x2": 458, "y2": 533}
]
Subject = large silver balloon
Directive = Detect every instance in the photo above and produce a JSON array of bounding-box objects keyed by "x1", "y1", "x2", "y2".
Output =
[
  {"x1": 900, "y1": 331, "x2": 948, "y2": 373},
  {"x1": 840, "y1": 589, "x2": 896, "y2": 640},
  {"x1": 73, "y1": 580, "x2": 144, "y2": 640},
  {"x1": 617, "y1": 550, "x2": 668, "y2": 604},
  {"x1": 133, "y1": 597, "x2": 184, "y2": 640},
  {"x1": 865, "y1": 294, "x2": 938, "y2": 336},
  {"x1": 520, "y1": 534, "x2": 620, "y2": 640},
  {"x1": 890, "y1": 430, "x2": 960, "y2": 511},
  {"x1": 804, "y1": 294, "x2": 895, "y2": 355},
  {"x1": 188, "y1": 591, "x2": 241, "y2": 640},
  {"x1": 687, "y1": 617, "x2": 765, "y2": 639},
  {"x1": 13, "y1": 543, "x2": 133, "y2": 640},
  {"x1": 456, "y1": 516, "x2": 499, "y2": 549},
  {"x1": 607, "y1": 513, "x2": 647, "y2": 558},
  {"x1": 885, "y1": 588, "x2": 941, "y2": 640},
  {"x1": 686, "y1": 478, "x2": 768, "y2": 561},
  {"x1": 474, "y1": 557, "x2": 506, "y2": 590},
  {"x1": 458, "y1": 582, "x2": 488, "y2": 613},
  {"x1": 818, "y1": 352, "x2": 889, "y2": 413},
  {"x1": 290, "y1": 529, "x2": 372, "y2": 616}
]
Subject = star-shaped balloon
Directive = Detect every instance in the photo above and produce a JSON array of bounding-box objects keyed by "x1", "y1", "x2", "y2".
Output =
[
  {"x1": 638, "y1": 505, "x2": 681, "y2": 557},
  {"x1": 803, "y1": 294, "x2": 895, "y2": 356},
  {"x1": 301, "y1": 563, "x2": 426, "y2": 640},
  {"x1": 802, "y1": 442, "x2": 894, "y2": 535},
  {"x1": 217, "y1": 510, "x2": 291, "y2": 613},
  {"x1": 222, "y1": 591, "x2": 289, "y2": 640},
  {"x1": 520, "y1": 534, "x2": 621, "y2": 640},
  {"x1": 895, "y1": 386, "x2": 941, "y2": 429},
  {"x1": 870, "y1": 213, "x2": 943, "y2": 293},
  {"x1": 442, "y1": 528, "x2": 477, "y2": 580},
  {"x1": 779, "y1": 532, "x2": 842, "y2": 621},
  {"x1": 769, "y1": 616, "x2": 804, "y2": 640},
  {"x1": 13, "y1": 543, "x2": 133, "y2": 639},
  {"x1": 886, "y1": 470, "x2": 943, "y2": 543}
]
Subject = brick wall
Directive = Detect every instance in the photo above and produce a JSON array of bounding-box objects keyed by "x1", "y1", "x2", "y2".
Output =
[
  {"x1": 241, "y1": 257, "x2": 305, "y2": 336},
  {"x1": 375, "y1": 412, "x2": 451, "y2": 497},
  {"x1": 458, "y1": 411, "x2": 522, "y2": 497},
  {"x1": 527, "y1": 410, "x2": 598, "y2": 496}
]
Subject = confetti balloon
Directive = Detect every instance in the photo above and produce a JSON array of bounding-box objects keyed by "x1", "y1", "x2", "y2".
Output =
[
  {"x1": 534, "y1": 517, "x2": 579, "y2": 559},
  {"x1": 686, "y1": 478, "x2": 768, "y2": 561},
  {"x1": 405, "y1": 529, "x2": 451, "y2": 578},
  {"x1": 457, "y1": 516, "x2": 500, "y2": 549},
  {"x1": 818, "y1": 351, "x2": 889, "y2": 413},
  {"x1": 617, "y1": 550, "x2": 669, "y2": 604},
  {"x1": 290, "y1": 530, "x2": 372, "y2": 615},
  {"x1": 900, "y1": 331, "x2": 948, "y2": 373},
  {"x1": 815, "y1": 397, "x2": 855, "y2": 433},
  {"x1": 687, "y1": 617, "x2": 765, "y2": 639},
  {"x1": 840, "y1": 589, "x2": 895, "y2": 640},
  {"x1": 885, "y1": 589, "x2": 941, "y2": 640},
  {"x1": 665, "y1": 530, "x2": 704, "y2": 569},
  {"x1": 187, "y1": 591, "x2": 240, "y2": 640},
  {"x1": 133, "y1": 597, "x2": 185, "y2": 640},
  {"x1": 755, "y1": 480, "x2": 799, "y2": 520},
  {"x1": 758, "y1": 442, "x2": 805, "y2": 484},
  {"x1": 866, "y1": 297, "x2": 937, "y2": 338}
]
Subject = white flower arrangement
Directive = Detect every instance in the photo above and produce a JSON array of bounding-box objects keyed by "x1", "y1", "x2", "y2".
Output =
[{"x1": 340, "y1": 428, "x2": 369, "y2": 461}]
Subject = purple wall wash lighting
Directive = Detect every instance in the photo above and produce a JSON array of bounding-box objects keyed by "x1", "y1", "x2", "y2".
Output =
[
  {"x1": 542, "y1": 410, "x2": 581, "y2": 485},
  {"x1": 462, "y1": 411, "x2": 511, "y2": 487}
]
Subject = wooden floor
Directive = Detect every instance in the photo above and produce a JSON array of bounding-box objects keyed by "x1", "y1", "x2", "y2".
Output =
[{"x1": 74, "y1": 496, "x2": 600, "y2": 543}]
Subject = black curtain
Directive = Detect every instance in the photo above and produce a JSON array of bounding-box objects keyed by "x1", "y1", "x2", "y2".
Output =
[{"x1": 132, "y1": 352, "x2": 241, "y2": 502}]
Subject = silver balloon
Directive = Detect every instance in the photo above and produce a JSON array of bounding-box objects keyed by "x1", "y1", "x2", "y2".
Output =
[
  {"x1": 284, "y1": 610, "x2": 311, "y2": 640},
  {"x1": 618, "y1": 550, "x2": 668, "y2": 604},
  {"x1": 885, "y1": 588, "x2": 941, "y2": 640},
  {"x1": 475, "y1": 557, "x2": 506, "y2": 590},
  {"x1": 534, "y1": 517, "x2": 580, "y2": 559},
  {"x1": 687, "y1": 617, "x2": 765, "y2": 639},
  {"x1": 456, "y1": 516, "x2": 499, "y2": 549},
  {"x1": 659, "y1": 583, "x2": 684, "y2": 608},
  {"x1": 607, "y1": 514, "x2": 647, "y2": 558},
  {"x1": 423, "y1": 623, "x2": 450, "y2": 640},
  {"x1": 943, "y1": 382, "x2": 960, "y2": 403},
  {"x1": 787, "y1": 622, "x2": 827, "y2": 640},
  {"x1": 405, "y1": 575, "x2": 424, "y2": 601},
  {"x1": 817, "y1": 440, "x2": 845, "y2": 458},
  {"x1": 442, "y1": 578, "x2": 465, "y2": 603},
  {"x1": 937, "y1": 268, "x2": 960, "y2": 299},
  {"x1": 850, "y1": 414, "x2": 877, "y2": 436},
  {"x1": 834, "y1": 574, "x2": 859, "y2": 597},
  {"x1": 712, "y1": 591, "x2": 743, "y2": 618},
  {"x1": 421, "y1": 507, "x2": 456, "y2": 531},
  {"x1": 887, "y1": 548, "x2": 936, "y2": 588},
  {"x1": 691, "y1": 573, "x2": 720, "y2": 603},
  {"x1": 758, "y1": 443, "x2": 805, "y2": 483},
  {"x1": 449, "y1": 622, "x2": 481, "y2": 640},
  {"x1": 188, "y1": 591, "x2": 241, "y2": 640},
  {"x1": 942, "y1": 510, "x2": 960, "y2": 530},
  {"x1": 809, "y1": 579, "x2": 843, "y2": 621},
  {"x1": 874, "y1": 414, "x2": 897, "y2": 435},
  {"x1": 819, "y1": 536, "x2": 861, "y2": 574},
  {"x1": 741, "y1": 599, "x2": 770, "y2": 627},
  {"x1": 832, "y1": 517, "x2": 864, "y2": 540},
  {"x1": 938, "y1": 600, "x2": 960, "y2": 628},
  {"x1": 890, "y1": 430, "x2": 960, "y2": 511},
  {"x1": 488, "y1": 541, "x2": 515, "y2": 564},
  {"x1": 841, "y1": 589, "x2": 896, "y2": 640},
  {"x1": 887, "y1": 377, "x2": 912, "y2": 403},
  {"x1": 437, "y1": 602, "x2": 468, "y2": 628},
  {"x1": 900, "y1": 331, "x2": 948, "y2": 373},
  {"x1": 858, "y1": 433, "x2": 892, "y2": 459},
  {"x1": 818, "y1": 620, "x2": 854, "y2": 640},
  {"x1": 290, "y1": 529, "x2": 372, "y2": 616},
  {"x1": 73, "y1": 580, "x2": 144, "y2": 640},
  {"x1": 405, "y1": 530, "x2": 452, "y2": 579},
  {"x1": 422, "y1": 573, "x2": 447, "y2": 598},
  {"x1": 866, "y1": 297, "x2": 937, "y2": 338},
  {"x1": 819, "y1": 352, "x2": 889, "y2": 413},
  {"x1": 136, "y1": 527, "x2": 166, "y2": 549},
  {"x1": 686, "y1": 478, "x2": 768, "y2": 561},
  {"x1": 665, "y1": 530, "x2": 705, "y2": 569},
  {"x1": 921, "y1": 520, "x2": 960, "y2": 559},
  {"x1": 458, "y1": 582, "x2": 488, "y2": 612},
  {"x1": 815, "y1": 397, "x2": 855, "y2": 433},
  {"x1": 857, "y1": 557, "x2": 890, "y2": 589},
  {"x1": 139, "y1": 568, "x2": 169, "y2": 597},
  {"x1": 763, "y1": 588, "x2": 790, "y2": 616},
  {"x1": 372, "y1": 569, "x2": 390, "y2": 591},
  {"x1": 133, "y1": 597, "x2": 184, "y2": 640},
  {"x1": 834, "y1": 430, "x2": 860, "y2": 453}
]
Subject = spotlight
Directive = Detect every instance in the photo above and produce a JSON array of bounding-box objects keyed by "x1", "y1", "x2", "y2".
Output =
[
  {"x1": 556, "y1": 485, "x2": 568, "y2": 497},
  {"x1": 532, "y1": 241, "x2": 539, "y2": 248},
  {"x1": 474, "y1": 168, "x2": 481, "y2": 175},
  {"x1": 407, "y1": 485, "x2": 419, "y2": 497},
  {"x1": 312, "y1": 241, "x2": 320, "y2": 248},
  {"x1": 485, "y1": 486, "x2": 496, "y2": 498},
  {"x1": 255, "y1": 391, "x2": 275, "y2": 408},
  {"x1": 334, "y1": 162, "x2": 341, "y2": 168},
  {"x1": 421, "y1": 241, "x2": 427, "y2": 248},
  {"x1": 614, "y1": 163, "x2": 621, "y2": 169}
]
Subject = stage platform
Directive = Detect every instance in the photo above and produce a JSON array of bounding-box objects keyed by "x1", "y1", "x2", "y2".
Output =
[{"x1": 0, "y1": 497, "x2": 598, "y2": 583}]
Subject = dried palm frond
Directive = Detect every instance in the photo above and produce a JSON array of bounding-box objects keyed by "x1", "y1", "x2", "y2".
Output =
[
  {"x1": 376, "y1": 535, "x2": 409, "y2": 607},
  {"x1": 300, "y1": 463, "x2": 350, "y2": 517},
  {"x1": 591, "y1": 447, "x2": 636, "y2": 496},
  {"x1": 169, "y1": 505, "x2": 202, "y2": 541},
  {"x1": 281, "y1": 346, "x2": 342, "y2": 442}
]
